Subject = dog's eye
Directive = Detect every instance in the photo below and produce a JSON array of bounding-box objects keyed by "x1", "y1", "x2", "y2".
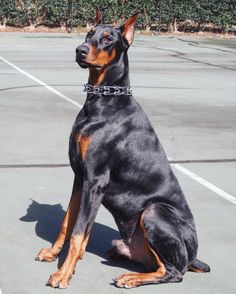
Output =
[{"x1": 103, "y1": 36, "x2": 112, "y2": 44}]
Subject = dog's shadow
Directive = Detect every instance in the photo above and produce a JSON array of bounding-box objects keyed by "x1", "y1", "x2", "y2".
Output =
[{"x1": 20, "y1": 199, "x2": 143, "y2": 272}]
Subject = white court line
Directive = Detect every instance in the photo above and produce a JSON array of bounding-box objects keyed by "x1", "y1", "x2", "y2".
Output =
[
  {"x1": 0, "y1": 56, "x2": 83, "y2": 109},
  {"x1": 1, "y1": 55, "x2": 236, "y2": 205},
  {"x1": 173, "y1": 163, "x2": 236, "y2": 205}
]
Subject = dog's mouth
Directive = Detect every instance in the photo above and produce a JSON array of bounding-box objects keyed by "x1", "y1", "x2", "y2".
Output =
[
  {"x1": 76, "y1": 58, "x2": 90, "y2": 69},
  {"x1": 76, "y1": 56, "x2": 103, "y2": 70}
]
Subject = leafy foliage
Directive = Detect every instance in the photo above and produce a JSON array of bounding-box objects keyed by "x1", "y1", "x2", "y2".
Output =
[
  {"x1": 0, "y1": 0, "x2": 235, "y2": 32},
  {"x1": 0, "y1": 0, "x2": 17, "y2": 27}
]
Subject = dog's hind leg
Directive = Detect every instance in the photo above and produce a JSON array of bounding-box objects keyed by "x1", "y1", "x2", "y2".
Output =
[
  {"x1": 35, "y1": 176, "x2": 81, "y2": 262},
  {"x1": 106, "y1": 239, "x2": 131, "y2": 260},
  {"x1": 115, "y1": 204, "x2": 186, "y2": 288}
]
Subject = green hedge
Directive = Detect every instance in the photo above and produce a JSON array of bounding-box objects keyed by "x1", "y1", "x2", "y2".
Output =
[{"x1": 0, "y1": 0, "x2": 236, "y2": 32}]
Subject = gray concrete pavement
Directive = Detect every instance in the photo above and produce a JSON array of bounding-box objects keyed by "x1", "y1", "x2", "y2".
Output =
[{"x1": 0, "y1": 32, "x2": 236, "y2": 294}]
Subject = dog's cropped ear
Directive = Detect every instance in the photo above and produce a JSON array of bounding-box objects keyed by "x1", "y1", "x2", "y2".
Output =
[
  {"x1": 95, "y1": 6, "x2": 102, "y2": 26},
  {"x1": 120, "y1": 12, "x2": 139, "y2": 46}
]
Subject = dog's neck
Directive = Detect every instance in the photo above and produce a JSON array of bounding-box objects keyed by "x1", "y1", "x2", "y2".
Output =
[{"x1": 88, "y1": 51, "x2": 130, "y2": 88}]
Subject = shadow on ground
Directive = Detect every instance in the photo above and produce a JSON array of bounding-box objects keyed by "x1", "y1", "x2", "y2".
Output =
[{"x1": 20, "y1": 199, "x2": 144, "y2": 272}]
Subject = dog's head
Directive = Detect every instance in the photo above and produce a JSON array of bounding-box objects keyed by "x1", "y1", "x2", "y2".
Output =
[{"x1": 76, "y1": 8, "x2": 138, "y2": 70}]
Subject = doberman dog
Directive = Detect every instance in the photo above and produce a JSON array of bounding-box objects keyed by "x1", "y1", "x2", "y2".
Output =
[{"x1": 35, "y1": 9, "x2": 210, "y2": 289}]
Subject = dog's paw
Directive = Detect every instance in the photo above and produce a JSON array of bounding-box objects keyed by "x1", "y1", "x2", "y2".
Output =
[
  {"x1": 106, "y1": 247, "x2": 129, "y2": 260},
  {"x1": 115, "y1": 273, "x2": 142, "y2": 288},
  {"x1": 35, "y1": 248, "x2": 57, "y2": 262},
  {"x1": 46, "y1": 270, "x2": 72, "y2": 289}
]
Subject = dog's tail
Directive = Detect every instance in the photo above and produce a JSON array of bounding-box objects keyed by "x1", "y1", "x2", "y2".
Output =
[{"x1": 188, "y1": 258, "x2": 210, "y2": 273}]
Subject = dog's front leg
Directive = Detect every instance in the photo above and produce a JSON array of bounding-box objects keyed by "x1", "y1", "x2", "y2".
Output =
[
  {"x1": 36, "y1": 176, "x2": 82, "y2": 262},
  {"x1": 47, "y1": 171, "x2": 110, "y2": 289}
]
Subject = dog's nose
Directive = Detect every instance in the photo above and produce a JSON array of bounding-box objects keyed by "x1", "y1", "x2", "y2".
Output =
[{"x1": 76, "y1": 45, "x2": 90, "y2": 57}]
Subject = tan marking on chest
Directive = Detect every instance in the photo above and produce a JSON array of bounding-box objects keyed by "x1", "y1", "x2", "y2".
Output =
[{"x1": 75, "y1": 134, "x2": 92, "y2": 160}]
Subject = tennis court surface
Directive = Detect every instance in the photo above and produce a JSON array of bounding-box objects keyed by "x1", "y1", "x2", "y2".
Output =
[{"x1": 0, "y1": 32, "x2": 236, "y2": 294}]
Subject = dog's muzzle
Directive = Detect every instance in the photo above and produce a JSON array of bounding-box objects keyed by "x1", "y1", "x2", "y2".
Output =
[{"x1": 75, "y1": 44, "x2": 90, "y2": 68}]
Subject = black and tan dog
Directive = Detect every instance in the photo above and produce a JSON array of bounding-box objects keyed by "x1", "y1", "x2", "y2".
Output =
[{"x1": 36, "y1": 9, "x2": 210, "y2": 289}]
